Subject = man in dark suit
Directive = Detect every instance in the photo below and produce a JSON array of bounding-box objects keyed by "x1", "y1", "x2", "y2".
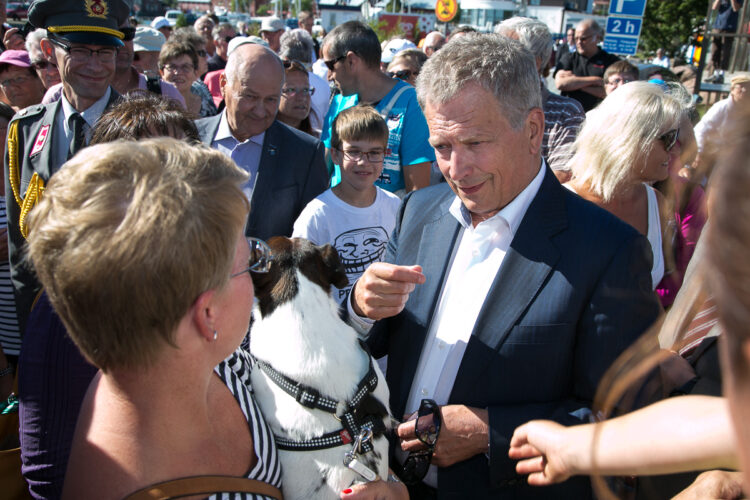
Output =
[
  {"x1": 349, "y1": 34, "x2": 660, "y2": 499},
  {"x1": 5, "y1": 0, "x2": 128, "y2": 336},
  {"x1": 195, "y1": 42, "x2": 328, "y2": 241}
]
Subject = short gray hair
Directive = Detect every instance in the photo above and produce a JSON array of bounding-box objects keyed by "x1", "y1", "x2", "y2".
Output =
[
  {"x1": 212, "y1": 22, "x2": 235, "y2": 40},
  {"x1": 25, "y1": 28, "x2": 47, "y2": 56},
  {"x1": 279, "y1": 28, "x2": 314, "y2": 64},
  {"x1": 416, "y1": 34, "x2": 541, "y2": 129},
  {"x1": 495, "y1": 17, "x2": 552, "y2": 72}
]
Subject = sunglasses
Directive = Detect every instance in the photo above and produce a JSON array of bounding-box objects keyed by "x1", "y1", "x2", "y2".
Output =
[
  {"x1": 386, "y1": 69, "x2": 417, "y2": 81},
  {"x1": 658, "y1": 128, "x2": 679, "y2": 152},
  {"x1": 120, "y1": 26, "x2": 136, "y2": 41},
  {"x1": 282, "y1": 59, "x2": 307, "y2": 72},
  {"x1": 31, "y1": 60, "x2": 56, "y2": 71},
  {"x1": 324, "y1": 54, "x2": 347, "y2": 72},
  {"x1": 230, "y1": 237, "x2": 273, "y2": 277},
  {"x1": 399, "y1": 399, "x2": 441, "y2": 485}
]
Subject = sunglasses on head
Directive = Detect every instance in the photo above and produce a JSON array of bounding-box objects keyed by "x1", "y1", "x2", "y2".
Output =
[
  {"x1": 120, "y1": 26, "x2": 136, "y2": 41},
  {"x1": 282, "y1": 59, "x2": 307, "y2": 72},
  {"x1": 386, "y1": 69, "x2": 416, "y2": 81},
  {"x1": 398, "y1": 399, "x2": 442, "y2": 485},
  {"x1": 658, "y1": 128, "x2": 679, "y2": 152}
]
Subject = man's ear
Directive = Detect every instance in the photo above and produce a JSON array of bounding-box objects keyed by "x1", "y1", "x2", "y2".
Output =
[
  {"x1": 219, "y1": 72, "x2": 227, "y2": 99},
  {"x1": 191, "y1": 289, "x2": 218, "y2": 343},
  {"x1": 39, "y1": 38, "x2": 54, "y2": 59},
  {"x1": 526, "y1": 107, "x2": 545, "y2": 156}
]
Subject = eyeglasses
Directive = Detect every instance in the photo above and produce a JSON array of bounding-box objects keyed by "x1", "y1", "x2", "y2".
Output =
[
  {"x1": 49, "y1": 36, "x2": 118, "y2": 63},
  {"x1": 400, "y1": 399, "x2": 441, "y2": 485},
  {"x1": 31, "y1": 60, "x2": 56, "y2": 71},
  {"x1": 324, "y1": 54, "x2": 347, "y2": 72},
  {"x1": 574, "y1": 35, "x2": 593, "y2": 43},
  {"x1": 386, "y1": 69, "x2": 417, "y2": 81},
  {"x1": 0, "y1": 74, "x2": 33, "y2": 89},
  {"x1": 337, "y1": 148, "x2": 385, "y2": 163},
  {"x1": 282, "y1": 59, "x2": 307, "y2": 72},
  {"x1": 281, "y1": 86, "x2": 315, "y2": 97},
  {"x1": 231, "y1": 237, "x2": 273, "y2": 277},
  {"x1": 658, "y1": 128, "x2": 679, "y2": 152},
  {"x1": 196, "y1": 49, "x2": 207, "y2": 58},
  {"x1": 120, "y1": 27, "x2": 136, "y2": 41},
  {"x1": 606, "y1": 77, "x2": 633, "y2": 86},
  {"x1": 223, "y1": 35, "x2": 236, "y2": 44},
  {"x1": 163, "y1": 63, "x2": 195, "y2": 74}
]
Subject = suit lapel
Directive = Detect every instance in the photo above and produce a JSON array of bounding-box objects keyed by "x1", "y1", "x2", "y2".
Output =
[
  {"x1": 247, "y1": 121, "x2": 280, "y2": 236},
  {"x1": 450, "y1": 168, "x2": 567, "y2": 400}
]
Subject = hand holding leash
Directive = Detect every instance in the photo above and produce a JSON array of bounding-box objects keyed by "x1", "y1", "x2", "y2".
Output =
[{"x1": 351, "y1": 263, "x2": 425, "y2": 320}]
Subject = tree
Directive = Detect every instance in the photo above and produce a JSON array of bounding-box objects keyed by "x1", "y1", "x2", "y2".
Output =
[{"x1": 640, "y1": 0, "x2": 707, "y2": 58}]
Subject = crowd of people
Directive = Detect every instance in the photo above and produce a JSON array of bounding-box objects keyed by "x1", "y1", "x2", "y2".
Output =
[{"x1": 0, "y1": 0, "x2": 749, "y2": 499}]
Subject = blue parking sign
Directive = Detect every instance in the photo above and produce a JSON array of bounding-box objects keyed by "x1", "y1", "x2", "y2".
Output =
[
  {"x1": 605, "y1": 16, "x2": 642, "y2": 37},
  {"x1": 608, "y1": 0, "x2": 647, "y2": 17}
]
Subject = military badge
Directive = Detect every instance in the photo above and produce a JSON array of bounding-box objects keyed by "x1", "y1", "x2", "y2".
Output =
[
  {"x1": 85, "y1": 0, "x2": 108, "y2": 19},
  {"x1": 30, "y1": 124, "x2": 50, "y2": 157}
]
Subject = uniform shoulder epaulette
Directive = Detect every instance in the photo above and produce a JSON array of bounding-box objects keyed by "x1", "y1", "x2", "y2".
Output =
[{"x1": 11, "y1": 104, "x2": 46, "y2": 122}]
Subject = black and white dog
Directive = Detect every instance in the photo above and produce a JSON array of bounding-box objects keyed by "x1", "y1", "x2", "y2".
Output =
[{"x1": 249, "y1": 237, "x2": 391, "y2": 500}]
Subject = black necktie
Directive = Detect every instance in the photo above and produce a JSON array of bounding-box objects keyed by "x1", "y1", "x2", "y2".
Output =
[{"x1": 68, "y1": 113, "x2": 86, "y2": 159}]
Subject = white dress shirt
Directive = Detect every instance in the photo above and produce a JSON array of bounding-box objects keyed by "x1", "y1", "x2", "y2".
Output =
[
  {"x1": 55, "y1": 87, "x2": 112, "y2": 161},
  {"x1": 212, "y1": 111, "x2": 265, "y2": 203}
]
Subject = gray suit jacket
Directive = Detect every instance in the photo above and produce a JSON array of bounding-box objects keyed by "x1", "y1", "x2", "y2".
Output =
[
  {"x1": 4, "y1": 90, "x2": 121, "y2": 334},
  {"x1": 195, "y1": 115, "x2": 328, "y2": 241}
]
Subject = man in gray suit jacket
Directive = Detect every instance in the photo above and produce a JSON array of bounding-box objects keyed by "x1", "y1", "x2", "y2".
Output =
[
  {"x1": 349, "y1": 35, "x2": 660, "y2": 498},
  {"x1": 195, "y1": 42, "x2": 328, "y2": 241}
]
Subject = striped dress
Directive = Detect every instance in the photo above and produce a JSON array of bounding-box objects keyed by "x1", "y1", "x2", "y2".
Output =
[
  {"x1": 0, "y1": 196, "x2": 21, "y2": 355},
  {"x1": 212, "y1": 347, "x2": 283, "y2": 499}
]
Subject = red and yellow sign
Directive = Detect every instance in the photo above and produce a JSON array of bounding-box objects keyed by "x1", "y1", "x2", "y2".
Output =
[{"x1": 435, "y1": 0, "x2": 457, "y2": 23}]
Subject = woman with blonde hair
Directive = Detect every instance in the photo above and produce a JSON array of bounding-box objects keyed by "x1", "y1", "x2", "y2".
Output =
[
  {"x1": 27, "y1": 138, "x2": 281, "y2": 499},
  {"x1": 565, "y1": 82, "x2": 688, "y2": 289}
]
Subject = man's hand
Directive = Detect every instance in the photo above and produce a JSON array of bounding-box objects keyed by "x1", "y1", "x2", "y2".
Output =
[
  {"x1": 351, "y1": 263, "x2": 425, "y2": 320},
  {"x1": 3, "y1": 28, "x2": 26, "y2": 51},
  {"x1": 672, "y1": 470, "x2": 745, "y2": 500},
  {"x1": 398, "y1": 405, "x2": 489, "y2": 468},
  {"x1": 508, "y1": 420, "x2": 579, "y2": 486}
]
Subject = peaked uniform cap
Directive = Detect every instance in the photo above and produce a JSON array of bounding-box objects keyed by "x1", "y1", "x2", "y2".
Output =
[{"x1": 28, "y1": 0, "x2": 130, "y2": 46}]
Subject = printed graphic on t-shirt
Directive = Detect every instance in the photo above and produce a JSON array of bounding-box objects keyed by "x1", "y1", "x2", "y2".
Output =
[{"x1": 333, "y1": 226, "x2": 388, "y2": 299}]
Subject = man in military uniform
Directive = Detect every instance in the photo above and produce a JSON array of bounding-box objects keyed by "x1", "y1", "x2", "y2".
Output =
[{"x1": 5, "y1": 0, "x2": 129, "y2": 336}]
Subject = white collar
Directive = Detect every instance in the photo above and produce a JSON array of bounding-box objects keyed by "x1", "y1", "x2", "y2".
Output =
[
  {"x1": 61, "y1": 86, "x2": 112, "y2": 127},
  {"x1": 449, "y1": 159, "x2": 546, "y2": 235}
]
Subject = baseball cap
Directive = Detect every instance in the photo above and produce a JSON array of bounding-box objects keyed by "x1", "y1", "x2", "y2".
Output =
[
  {"x1": 0, "y1": 50, "x2": 32, "y2": 71},
  {"x1": 261, "y1": 16, "x2": 284, "y2": 33},
  {"x1": 228, "y1": 36, "x2": 269, "y2": 56},
  {"x1": 381, "y1": 38, "x2": 417, "y2": 63},
  {"x1": 133, "y1": 26, "x2": 166, "y2": 52},
  {"x1": 151, "y1": 16, "x2": 171, "y2": 30},
  {"x1": 28, "y1": 0, "x2": 129, "y2": 47}
]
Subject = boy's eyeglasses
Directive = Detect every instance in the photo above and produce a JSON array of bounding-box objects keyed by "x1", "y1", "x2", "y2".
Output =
[
  {"x1": 399, "y1": 399, "x2": 442, "y2": 485},
  {"x1": 658, "y1": 128, "x2": 679, "y2": 152},
  {"x1": 337, "y1": 148, "x2": 385, "y2": 163},
  {"x1": 231, "y1": 237, "x2": 273, "y2": 277}
]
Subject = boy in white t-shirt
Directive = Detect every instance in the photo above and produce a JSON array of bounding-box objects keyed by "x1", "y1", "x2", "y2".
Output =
[{"x1": 292, "y1": 105, "x2": 401, "y2": 304}]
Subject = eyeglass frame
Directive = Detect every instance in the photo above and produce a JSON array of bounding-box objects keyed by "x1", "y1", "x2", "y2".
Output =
[
  {"x1": 48, "y1": 35, "x2": 119, "y2": 62},
  {"x1": 282, "y1": 59, "x2": 308, "y2": 72},
  {"x1": 658, "y1": 128, "x2": 679, "y2": 152},
  {"x1": 335, "y1": 148, "x2": 385, "y2": 163},
  {"x1": 386, "y1": 69, "x2": 417, "y2": 81},
  {"x1": 0, "y1": 73, "x2": 35, "y2": 89},
  {"x1": 399, "y1": 399, "x2": 442, "y2": 485},
  {"x1": 230, "y1": 237, "x2": 273, "y2": 277},
  {"x1": 162, "y1": 62, "x2": 195, "y2": 74},
  {"x1": 281, "y1": 86, "x2": 315, "y2": 97},
  {"x1": 31, "y1": 60, "x2": 56, "y2": 71},
  {"x1": 324, "y1": 54, "x2": 347, "y2": 72}
]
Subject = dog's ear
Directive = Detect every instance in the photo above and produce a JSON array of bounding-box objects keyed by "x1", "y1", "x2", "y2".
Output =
[{"x1": 320, "y1": 244, "x2": 350, "y2": 289}]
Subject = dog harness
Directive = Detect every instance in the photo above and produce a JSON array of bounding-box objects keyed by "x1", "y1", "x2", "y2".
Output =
[{"x1": 252, "y1": 340, "x2": 385, "y2": 453}]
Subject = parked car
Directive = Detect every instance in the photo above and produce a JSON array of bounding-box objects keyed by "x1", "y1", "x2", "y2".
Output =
[
  {"x1": 6, "y1": 2, "x2": 28, "y2": 21},
  {"x1": 164, "y1": 9, "x2": 182, "y2": 26}
]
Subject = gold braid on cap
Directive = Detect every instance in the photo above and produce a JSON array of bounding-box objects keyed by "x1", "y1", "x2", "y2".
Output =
[
  {"x1": 47, "y1": 25, "x2": 124, "y2": 39},
  {"x1": 8, "y1": 120, "x2": 46, "y2": 239}
]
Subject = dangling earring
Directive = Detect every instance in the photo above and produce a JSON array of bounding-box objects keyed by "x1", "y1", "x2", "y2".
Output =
[{"x1": 213, "y1": 330, "x2": 218, "y2": 341}]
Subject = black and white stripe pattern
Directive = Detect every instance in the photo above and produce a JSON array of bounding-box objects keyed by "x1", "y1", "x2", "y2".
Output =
[
  {"x1": 212, "y1": 348, "x2": 282, "y2": 500},
  {"x1": 0, "y1": 197, "x2": 21, "y2": 356}
]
